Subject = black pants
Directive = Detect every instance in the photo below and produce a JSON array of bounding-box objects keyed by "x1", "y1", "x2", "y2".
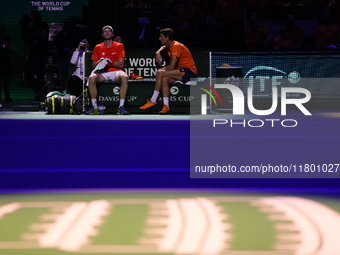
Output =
[
  {"x1": 26, "y1": 54, "x2": 48, "y2": 95},
  {"x1": 0, "y1": 63, "x2": 10, "y2": 101}
]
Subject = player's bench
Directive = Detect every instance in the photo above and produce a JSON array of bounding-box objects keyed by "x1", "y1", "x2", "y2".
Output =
[
  {"x1": 83, "y1": 51, "x2": 204, "y2": 114},
  {"x1": 98, "y1": 79, "x2": 207, "y2": 114}
]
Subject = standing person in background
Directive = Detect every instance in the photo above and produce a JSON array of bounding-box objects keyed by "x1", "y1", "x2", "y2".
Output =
[
  {"x1": 0, "y1": 24, "x2": 12, "y2": 103},
  {"x1": 86, "y1": 25, "x2": 129, "y2": 115},
  {"x1": 68, "y1": 39, "x2": 90, "y2": 97},
  {"x1": 139, "y1": 28, "x2": 197, "y2": 114},
  {"x1": 137, "y1": 14, "x2": 161, "y2": 48},
  {"x1": 25, "y1": 11, "x2": 49, "y2": 102},
  {"x1": 52, "y1": 18, "x2": 75, "y2": 92}
]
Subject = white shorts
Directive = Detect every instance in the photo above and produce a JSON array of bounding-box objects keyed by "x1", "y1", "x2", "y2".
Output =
[{"x1": 100, "y1": 71, "x2": 123, "y2": 82}]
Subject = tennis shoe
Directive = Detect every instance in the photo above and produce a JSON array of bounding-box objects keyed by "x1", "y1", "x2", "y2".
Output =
[
  {"x1": 117, "y1": 106, "x2": 129, "y2": 115},
  {"x1": 139, "y1": 99, "x2": 157, "y2": 110},
  {"x1": 85, "y1": 107, "x2": 98, "y2": 115},
  {"x1": 159, "y1": 105, "x2": 171, "y2": 115}
]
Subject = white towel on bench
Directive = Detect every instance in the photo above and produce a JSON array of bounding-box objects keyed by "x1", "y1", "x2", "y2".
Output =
[
  {"x1": 86, "y1": 58, "x2": 112, "y2": 86},
  {"x1": 92, "y1": 58, "x2": 112, "y2": 74}
]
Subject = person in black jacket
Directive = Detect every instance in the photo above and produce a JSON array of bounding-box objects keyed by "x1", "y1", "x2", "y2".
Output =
[
  {"x1": 24, "y1": 11, "x2": 50, "y2": 101},
  {"x1": 0, "y1": 24, "x2": 12, "y2": 103}
]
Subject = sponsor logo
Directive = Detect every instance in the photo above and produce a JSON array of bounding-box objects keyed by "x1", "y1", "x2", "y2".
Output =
[
  {"x1": 170, "y1": 86, "x2": 179, "y2": 95},
  {"x1": 288, "y1": 71, "x2": 301, "y2": 84},
  {"x1": 244, "y1": 66, "x2": 301, "y2": 91},
  {"x1": 113, "y1": 86, "x2": 120, "y2": 95},
  {"x1": 99, "y1": 96, "x2": 137, "y2": 102},
  {"x1": 224, "y1": 76, "x2": 241, "y2": 88}
]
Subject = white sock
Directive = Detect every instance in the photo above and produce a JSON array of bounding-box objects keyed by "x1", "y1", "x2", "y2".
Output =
[
  {"x1": 119, "y1": 99, "x2": 125, "y2": 107},
  {"x1": 151, "y1": 91, "x2": 160, "y2": 103},
  {"x1": 163, "y1": 97, "x2": 169, "y2": 107},
  {"x1": 92, "y1": 99, "x2": 98, "y2": 109}
]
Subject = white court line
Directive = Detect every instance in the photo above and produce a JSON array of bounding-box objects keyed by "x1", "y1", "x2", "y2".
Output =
[
  {"x1": 176, "y1": 198, "x2": 207, "y2": 254},
  {"x1": 20, "y1": 202, "x2": 73, "y2": 208},
  {"x1": 80, "y1": 244, "x2": 158, "y2": 253},
  {"x1": 107, "y1": 199, "x2": 167, "y2": 204},
  {"x1": 158, "y1": 199, "x2": 183, "y2": 252},
  {"x1": 261, "y1": 197, "x2": 320, "y2": 254},
  {"x1": 197, "y1": 197, "x2": 230, "y2": 255},
  {"x1": 59, "y1": 200, "x2": 110, "y2": 252},
  {"x1": 279, "y1": 197, "x2": 340, "y2": 255},
  {"x1": 38, "y1": 202, "x2": 87, "y2": 247},
  {"x1": 220, "y1": 251, "x2": 293, "y2": 255},
  {"x1": 0, "y1": 203, "x2": 21, "y2": 219},
  {"x1": 0, "y1": 241, "x2": 40, "y2": 249}
]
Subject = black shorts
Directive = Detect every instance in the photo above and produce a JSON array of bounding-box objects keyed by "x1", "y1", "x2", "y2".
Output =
[{"x1": 179, "y1": 68, "x2": 197, "y2": 83}]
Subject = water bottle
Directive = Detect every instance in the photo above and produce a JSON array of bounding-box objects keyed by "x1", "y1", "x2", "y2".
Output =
[{"x1": 98, "y1": 100, "x2": 106, "y2": 115}]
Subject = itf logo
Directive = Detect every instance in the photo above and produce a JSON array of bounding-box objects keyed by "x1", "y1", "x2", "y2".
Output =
[{"x1": 245, "y1": 66, "x2": 301, "y2": 91}]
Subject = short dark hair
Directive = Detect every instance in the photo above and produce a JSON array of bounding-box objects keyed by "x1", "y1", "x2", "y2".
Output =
[{"x1": 160, "y1": 28, "x2": 174, "y2": 41}]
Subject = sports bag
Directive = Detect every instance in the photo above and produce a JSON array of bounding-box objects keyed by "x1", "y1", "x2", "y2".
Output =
[{"x1": 45, "y1": 91, "x2": 76, "y2": 114}]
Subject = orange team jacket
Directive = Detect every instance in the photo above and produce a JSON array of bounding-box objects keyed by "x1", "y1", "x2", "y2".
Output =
[
  {"x1": 167, "y1": 40, "x2": 197, "y2": 74},
  {"x1": 91, "y1": 41, "x2": 125, "y2": 72}
]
